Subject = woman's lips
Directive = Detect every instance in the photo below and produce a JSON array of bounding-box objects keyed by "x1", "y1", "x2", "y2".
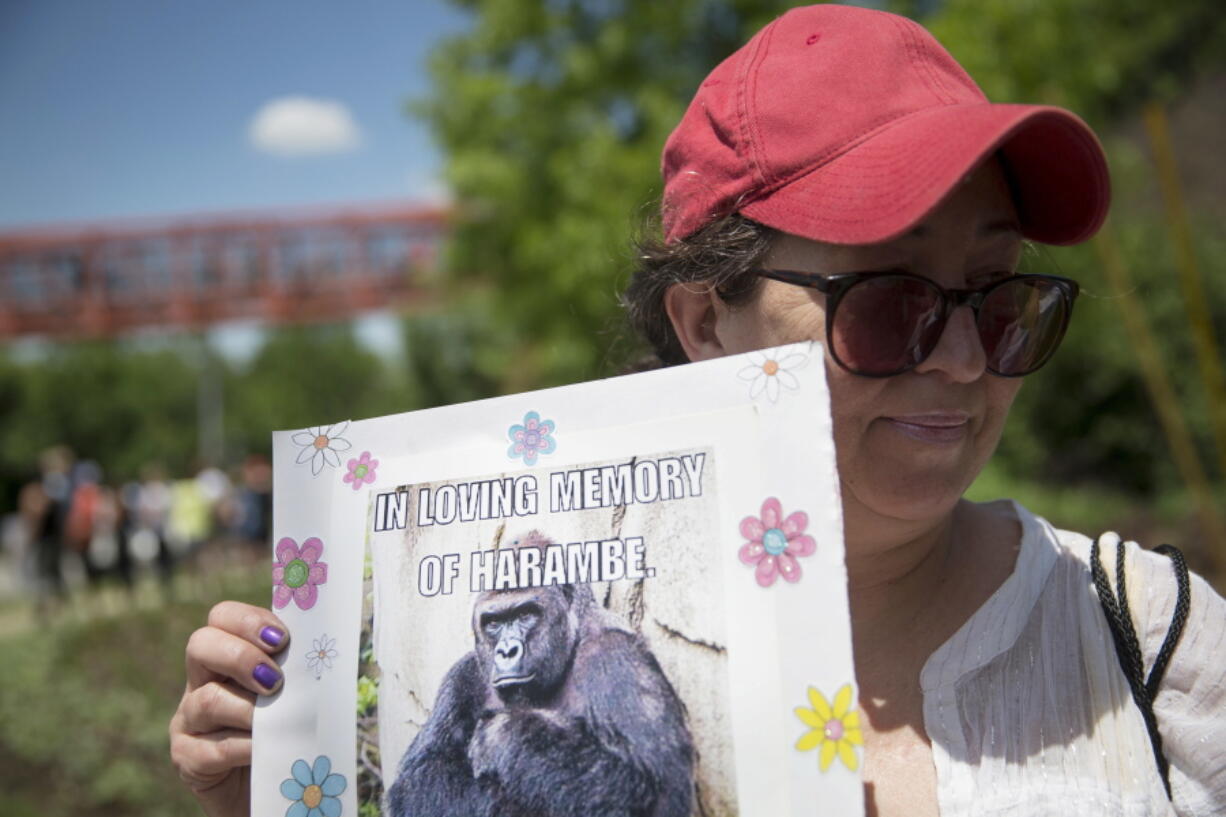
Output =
[{"x1": 882, "y1": 413, "x2": 971, "y2": 444}]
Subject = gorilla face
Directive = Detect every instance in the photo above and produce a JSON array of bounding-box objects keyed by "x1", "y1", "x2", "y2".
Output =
[{"x1": 473, "y1": 585, "x2": 577, "y2": 705}]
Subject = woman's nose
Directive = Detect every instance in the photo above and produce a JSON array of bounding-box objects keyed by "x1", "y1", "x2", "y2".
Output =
[{"x1": 913, "y1": 305, "x2": 987, "y2": 382}]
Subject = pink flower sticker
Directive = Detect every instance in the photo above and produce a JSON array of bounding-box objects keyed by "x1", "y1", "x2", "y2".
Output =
[
  {"x1": 343, "y1": 451, "x2": 378, "y2": 491},
  {"x1": 738, "y1": 497, "x2": 816, "y2": 587},
  {"x1": 272, "y1": 536, "x2": 329, "y2": 610}
]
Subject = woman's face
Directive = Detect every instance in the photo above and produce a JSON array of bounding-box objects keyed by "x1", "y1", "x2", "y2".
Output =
[{"x1": 705, "y1": 161, "x2": 1025, "y2": 528}]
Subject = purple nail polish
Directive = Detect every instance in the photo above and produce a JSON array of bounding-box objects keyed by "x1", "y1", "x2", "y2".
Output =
[
  {"x1": 260, "y1": 626, "x2": 285, "y2": 647},
  {"x1": 253, "y1": 663, "x2": 281, "y2": 690}
]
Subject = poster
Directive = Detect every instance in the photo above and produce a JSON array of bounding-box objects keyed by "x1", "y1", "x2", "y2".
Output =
[{"x1": 253, "y1": 342, "x2": 863, "y2": 816}]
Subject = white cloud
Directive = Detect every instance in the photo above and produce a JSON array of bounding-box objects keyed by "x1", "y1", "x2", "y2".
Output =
[{"x1": 248, "y1": 96, "x2": 362, "y2": 157}]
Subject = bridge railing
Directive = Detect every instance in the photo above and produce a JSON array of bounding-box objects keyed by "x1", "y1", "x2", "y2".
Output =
[{"x1": 0, "y1": 204, "x2": 448, "y2": 339}]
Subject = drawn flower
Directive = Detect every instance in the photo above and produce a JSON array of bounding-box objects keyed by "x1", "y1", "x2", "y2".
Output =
[
  {"x1": 738, "y1": 497, "x2": 816, "y2": 587},
  {"x1": 507, "y1": 410, "x2": 556, "y2": 466},
  {"x1": 272, "y1": 536, "x2": 328, "y2": 610},
  {"x1": 292, "y1": 421, "x2": 353, "y2": 476},
  {"x1": 306, "y1": 634, "x2": 338, "y2": 679},
  {"x1": 795, "y1": 683, "x2": 863, "y2": 772},
  {"x1": 737, "y1": 344, "x2": 808, "y2": 402},
  {"x1": 280, "y1": 754, "x2": 347, "y2": 817},
  {"x1": 342, "y1": 451, "x2": 378, "y2": 491}
]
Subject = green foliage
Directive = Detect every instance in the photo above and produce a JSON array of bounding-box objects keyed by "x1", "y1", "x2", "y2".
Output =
[
  {"x1": 923, "y1": 0, "x2": 1226, "y2": 128},
  {"x1": 402, "y1": 294, "x2": 511, "y2": 401},
  {"x1": 225, "y1": 323, "x2": 414, "y2": 459},
  {"x1": 357, "y1": 674, "x2": 379, "y2": 716},
  {"x1": 0, "y1": 573, "x2": 267, "y2": 817},
  {"x1": 992, "y1": 205, "x2": 1226, "y2": 495},
  {"x1": 0, "y1": 340, "x2": 199, "y2": 482},
  {"x1": 0, "y1": 323, "x2": 420, "y2": 504},
  {"x1": 417, "y1": 0, "x2": 797, "y2": 386}
]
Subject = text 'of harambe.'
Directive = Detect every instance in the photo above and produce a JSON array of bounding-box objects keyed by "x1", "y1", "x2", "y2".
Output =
[
  {"x1": 417, "y1": 537, "x2": 655, "y2": 596},
  {"x1": 372, "y1": 454, "x2": 706, "y2": 532}
]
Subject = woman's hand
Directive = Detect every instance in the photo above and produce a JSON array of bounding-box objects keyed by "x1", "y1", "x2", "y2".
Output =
[{"x1": 170, "y1": 601, "x2": 289, "y2": 817}]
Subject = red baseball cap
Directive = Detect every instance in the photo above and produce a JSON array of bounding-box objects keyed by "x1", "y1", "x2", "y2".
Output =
[{"x1": 661, "y1": 4, "x2": 1110, "y2": 246}]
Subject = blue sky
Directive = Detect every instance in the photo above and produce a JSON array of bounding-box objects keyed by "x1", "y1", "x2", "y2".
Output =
[{"x1": 0, "y1": 0, "x2": 472, "y2": 230}]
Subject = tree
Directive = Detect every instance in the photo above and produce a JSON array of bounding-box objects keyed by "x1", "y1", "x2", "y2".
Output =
[
  {"x1": 922, "y1": 0, "x2": 1225, "y2": 129},
  {"x1": 416, "y1": 0, "x2": 796, "y2": 387},
  {"x1": 225, "y1": 324, "x2": 412, "y2": 460},
  {"x1": 0, "y1": 341, "x2": 199, "y2": 482}
]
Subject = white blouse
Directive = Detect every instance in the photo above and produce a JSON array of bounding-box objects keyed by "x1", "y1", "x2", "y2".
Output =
[{"x1": 921, "y1": 502, "x2": 1226, "y2": 816}]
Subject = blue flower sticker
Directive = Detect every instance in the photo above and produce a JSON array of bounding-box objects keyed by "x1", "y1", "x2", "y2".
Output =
[
  {"x1": 280, "y1": 755, "x2": 347, "y2": 817},
  {"x1": 507, "y1": 410, "x2": 556, "y2": 466}
]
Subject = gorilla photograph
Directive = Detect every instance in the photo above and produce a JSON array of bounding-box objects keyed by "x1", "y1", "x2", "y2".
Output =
[
  {"x1": 387, "y1": 531, "x2": 694, "y2": 817},
  {"x1": 370, "y1": 447, "x2": 735, "y2": 817}
]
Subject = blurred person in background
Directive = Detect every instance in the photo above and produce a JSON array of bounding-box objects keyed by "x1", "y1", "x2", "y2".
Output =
[
  {"x1": 30, "y1": 446, "x2": 74, "y2": 608},
  {"x1": 166, "y1": 466, "x2": 215, "y2": 561},
  {"x1": 15, "y1": 469, "x2": 54, "y2": 605},
  {"x1": 168, "y1": 5, "x2": 1226, "y2": 817},
  {"x1": 237, "y1": 454, "x2": 272, "y2": 548},
  {"x1": 62, "y1": 459, "x2": 101, "y2": 578},
  {"x1": 215, "y1": 454, "x2": 273, "y2": 551},
  {"x1": 61, "y1": 459, "x2": 138, "y2": 586},
  {"x1": 121, "y1": 463, "x2": 177, "y2": 591},
  {"x1": 86, "y1": 480, "x2": 126, "y2": 583}
]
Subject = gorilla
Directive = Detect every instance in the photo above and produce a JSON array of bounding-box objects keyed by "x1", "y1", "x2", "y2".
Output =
[{"x1": 386, "y1": 531, "x2": 694, "y2": 817}]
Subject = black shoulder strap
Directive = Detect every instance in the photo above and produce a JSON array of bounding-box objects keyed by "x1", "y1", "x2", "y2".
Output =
[{"x1": 1089, "y1": 536, "x2": 1191, "y2": 800}]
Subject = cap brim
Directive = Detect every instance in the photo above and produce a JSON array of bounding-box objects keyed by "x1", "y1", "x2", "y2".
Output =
[{"x1": 739, "y1": 103, "x2": 1110, "y2": 246}]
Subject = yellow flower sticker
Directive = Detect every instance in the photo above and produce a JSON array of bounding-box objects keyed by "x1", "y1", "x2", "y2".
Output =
[{"x1": 795, "y1": 683, "x2": 863, "y2": 772}]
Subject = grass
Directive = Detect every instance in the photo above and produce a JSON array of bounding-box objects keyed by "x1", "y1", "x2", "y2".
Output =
[{"x1": 0, "y1": 560, "x2": 267, "y2": 817}]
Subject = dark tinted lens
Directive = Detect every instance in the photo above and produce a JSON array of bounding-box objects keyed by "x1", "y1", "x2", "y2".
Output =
[
  {"x1": 978, "y1": 278, "x2": 1070, "y2": 375},
  {"x1": 832, "y1": 275, "x2": 944, "y2": 375}
]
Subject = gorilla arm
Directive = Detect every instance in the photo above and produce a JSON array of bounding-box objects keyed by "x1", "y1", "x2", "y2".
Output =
[
  {"x1": 468, "y1": 630, "x2": 694, "y2": 817},
  {"x1": 385, "y1": 653, "x2": 491, "y2": 817}
]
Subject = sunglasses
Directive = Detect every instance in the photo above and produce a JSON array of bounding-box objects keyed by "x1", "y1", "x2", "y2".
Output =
[{"x1": 753, "y1": 269, "x2": 1079, "y2": 377}]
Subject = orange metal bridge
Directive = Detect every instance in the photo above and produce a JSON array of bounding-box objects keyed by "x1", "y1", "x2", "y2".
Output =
[{"x1": 0, "y1": 202, "x2": 448, "y2": 339}]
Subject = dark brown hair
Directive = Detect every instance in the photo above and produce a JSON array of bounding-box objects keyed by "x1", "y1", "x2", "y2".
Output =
[{"x1": 622, "y1": 213, "x2": 775, "y2": 367}]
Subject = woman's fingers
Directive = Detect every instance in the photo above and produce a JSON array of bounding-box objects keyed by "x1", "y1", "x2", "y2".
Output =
[
  {"x1": 183, "y1": 600, "x2": 289, "y2": 693},
  {"x1": 170, "y1": 725, "x2": 253, "y2": 788},
  {"x1": 207, "y1": 600, "x2": 290, "y2": 654},
  {"x1": 186, "y1": 623, "x2": 285, "y2": 695},
  {"x1": 179, "y1": 679, "x2": 257, "y2": 735}
]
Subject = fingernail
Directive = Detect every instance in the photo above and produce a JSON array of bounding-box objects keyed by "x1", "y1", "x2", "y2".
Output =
[
  {"x1": 253, "y1": 663, "x2": 281, "y2": 690},
  {"x1": 260, "y1": 626, "x2": 285, "y2": 647}
]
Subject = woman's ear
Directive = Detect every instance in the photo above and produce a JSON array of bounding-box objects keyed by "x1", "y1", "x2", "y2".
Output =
[{"x1": 664, "y1": 282, "x2": 731, "y2": 362}]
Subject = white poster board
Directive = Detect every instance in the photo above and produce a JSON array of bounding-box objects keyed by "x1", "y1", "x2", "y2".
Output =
[{"x1": 253, "y1": 342, "x2": 863, "y2": 817}]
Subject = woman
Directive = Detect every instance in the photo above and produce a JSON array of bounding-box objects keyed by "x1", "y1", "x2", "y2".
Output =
[{"x1": 170, "y1": 5, "x2": 1226, "y2": 816}]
